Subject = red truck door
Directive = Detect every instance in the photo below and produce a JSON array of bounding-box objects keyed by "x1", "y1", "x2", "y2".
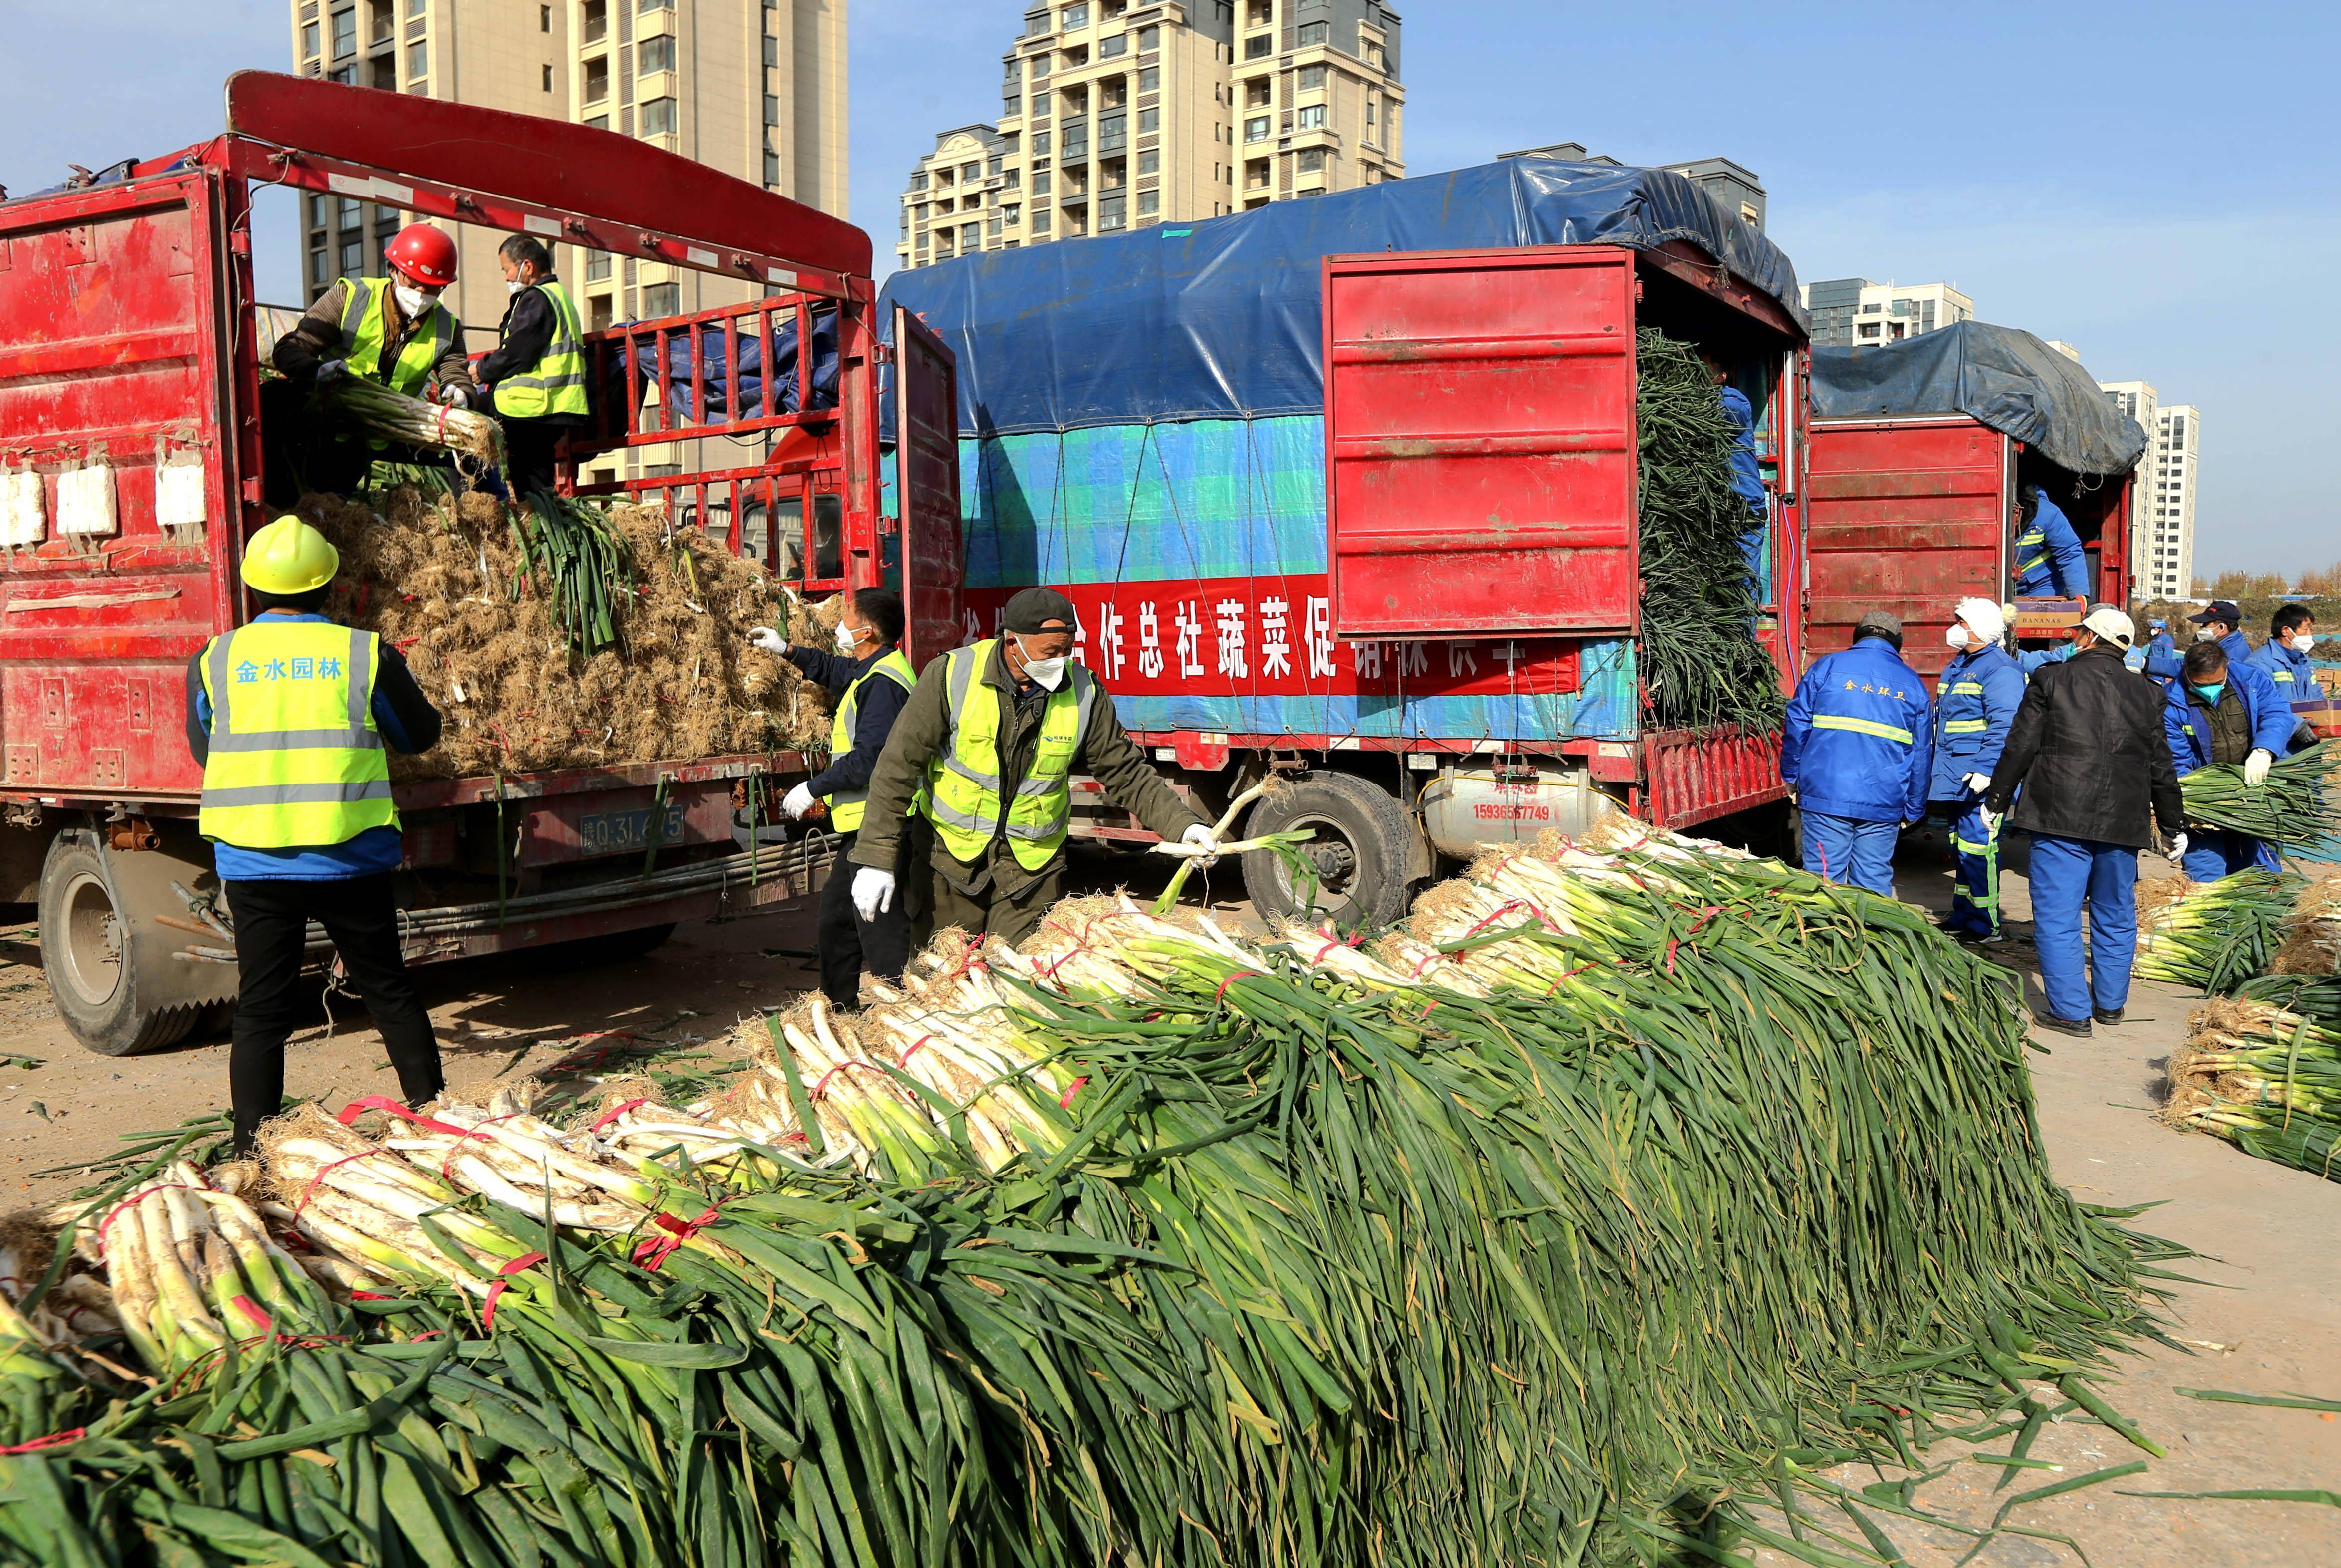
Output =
[
  {"x1": 1324, "y1": 247, "x2": 1639, "y2": 640},
  {"x1": 1805, "y1": 418, "x2": 2010, "y2": 679},
  {"x1": 892, "y1": 305, "x2": 963, "y2": 667}
]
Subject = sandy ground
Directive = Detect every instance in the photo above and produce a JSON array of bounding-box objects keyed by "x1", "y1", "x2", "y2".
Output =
[{"x1": 0, "y1": 843, "x2": 2334, "y2": 1563}]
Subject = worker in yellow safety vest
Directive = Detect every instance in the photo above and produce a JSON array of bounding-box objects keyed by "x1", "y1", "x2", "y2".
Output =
[
  {"x1": 843, "y1": 588, "x2": 1222, "y2": 950},
  {"x1": 187, "y1": 517, "x2": 448, "y2": 1152},
  {"x1": 749, "y1": 589, "x2": 920, "y2": 1009},
  {"x1": 265, "y1": 225, "x2": 478, "y2": 501},
  {"x1": 469, "y1": 234, "x2": 592, "y2": 496}
]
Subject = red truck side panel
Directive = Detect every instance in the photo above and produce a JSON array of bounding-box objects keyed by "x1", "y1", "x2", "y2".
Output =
[
  {"x1": 892, "y1": 306, "x2": 965, "y2": 669},
  {"x1": 0, "y1": 172, "x2": 232, "y2": 799},
  {"x1": 1324, "y1": 247, "x2": 1638, "y2": 640},
  {"x1": 1805, "y1": 418, "x2": 2009, "y2": 679}
]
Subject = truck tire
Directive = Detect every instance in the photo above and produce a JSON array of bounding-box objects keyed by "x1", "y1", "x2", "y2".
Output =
[
  {"x1": 38, "y1": 834, "x2": 203, "y2": 1057},
  {"x1": 1241, "y1": 772, "x2": 1419, "y2": 931}
]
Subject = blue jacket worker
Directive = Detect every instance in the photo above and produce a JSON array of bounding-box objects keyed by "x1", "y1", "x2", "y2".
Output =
[
  {"x1": 1781, "y1": 610, "x2": 1934, "y2": 896},
  {"x1": 2166, "y1": 637, "x2": 2294, "y2": 880},
  {"x1": 1930, "y1": 599, "x2": 2026, "y2": 940},
  {"x1": 2249, "y1": 604, "x2": 2320, "y2": 723},
  {"x1": 2141, "y1": 619, "x2": 2182, "y2": 683},
  {"x1": 1984, "y1": 607, "x2": 2184, "y2": 1038},
  {"x1": 186, "y1": 517, "x2": 446, "y2": 1153},
  {"x1": 749, "y1": 589, "x2": 917, "y2": 1013},
  {"x1": 1706, "y1": 353, "x2": 1771, "y2": 588},
  {"x1": 2011, "y1": 484, "x2": 2089, "y2": 600}
]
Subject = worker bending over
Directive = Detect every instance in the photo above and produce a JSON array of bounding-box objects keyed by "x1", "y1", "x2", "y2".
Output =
[
  {"x1": 1985, "y1": 607, "x2": 2182, "y2": 1038},
  {"x1": 1928, "y1": 599, "x2": 2025, "y2": 941},
  {"x1": 2165, "y1": 640, "x2": 2292, "y2": 880},
  {"x1": 267, "y1": 226, "x2": 476, "y2": 500},
  {"x1": 2011, "y1": 484, "x2": 2089, "y2": 600},
  {"x1": 1780, "y1": 610, "x2": 1933, "y2": 896},
  {"x1": 849, "y1": 588, "x2": 1219, "y2": 948},
  {"x1": 187, "y1": 518, "x2": 446, "y2": 1152},
  {"x1": 748, "y1": 591, "x2": 917, "y2": 1011},
  {"x1": 469, "y1": 235, "x2": 590, "y2": 496}
]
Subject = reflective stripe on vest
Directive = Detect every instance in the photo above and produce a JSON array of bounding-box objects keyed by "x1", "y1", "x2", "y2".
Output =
[
  {"x1": 922, "y1": 640, "x2": 1096, "y2": 870},
  {"x1": 822, "y1": 649, "x2": 917, "y2": 833},
  {"x1": 1951, "y1": 682, "x2": 1984, "y2": 695},
  {"x1": 1942, "y1": 719, "x2": 1989, "y2": 734},
  {"x1": 1811, "y1": 714, "x2": 1914, "y2": 745},
  {"x1": 339, "y1": 277, "x2": 456, "y2": 400},
  {"x1": 492, "y1": 280, "x2": 590, "y2": 420},
  {"x1": 199, "y1": 622, "x2": 398, "y2": 850}
]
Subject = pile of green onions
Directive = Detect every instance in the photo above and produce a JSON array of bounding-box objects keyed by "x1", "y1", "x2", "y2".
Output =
[
  {"x1": 510, "y1": 491, "x2": 635, "y2": 661},
  {"x1": 2135, "y1": 869, "x2": 2307, "y2": 994},
  {"x1": 2174, "y1": 983, "x2": 2341, "y2": 1182},
  {"x1": 0, "y1": 826, "x2": 2187, "y2": 1567},
  {"x1": 2179, "y1": 740, "x2": 2337, "y2": 852}
]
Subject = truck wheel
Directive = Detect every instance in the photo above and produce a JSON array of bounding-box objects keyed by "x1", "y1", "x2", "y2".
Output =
[
  {"x1": 1241, "y1": 773, "x2": 1418, "y2": 931},
  {"x1": 38, "y1": 835, "x2": 202, "y2": 1057}
]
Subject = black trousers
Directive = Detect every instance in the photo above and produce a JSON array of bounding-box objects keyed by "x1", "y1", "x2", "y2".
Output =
[
  {"x1": 224, "y1": 874, "x2": 443, "y2": 1149},
  {"x1": 815, "y1": 830, "x2": 913, "y2": 1011},
  {"x1": 499, "y1": 418, "x2": 578, "y2": 498}
]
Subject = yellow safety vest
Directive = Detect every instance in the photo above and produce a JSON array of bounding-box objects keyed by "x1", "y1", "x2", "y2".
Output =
[
  {"x1": 338, "y1": 276, "x2": 457, "y2": 400},
  {"x1": 198, "y1": 620, "x2": 398, "y2": 850},
  {"x1": 492, "y1": 280, "x2": 590, "y2": 420},
  {"x1": 922, "y1": 640, "x2": 1096, "y2": 871},
  {"x1": 822, "y1": 648, "x2": 916, "y2": 833}
]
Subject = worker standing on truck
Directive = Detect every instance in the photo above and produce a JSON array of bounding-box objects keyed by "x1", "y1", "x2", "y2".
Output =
[
  {"x1": 1703, "y1": 353, "x2": 1770, "y2": 583},
  {"x1": 2141, "y1": 618, "x2": 2182, "y2": 684},
  {"x1": 2010, "y1": 484, "x2": 2089, "y2": 600},
  {"x1": 1929, "y1": 599, "x2": 2025, "y2": 942},
  {"x1": 848, "y1": 588, "x2": 1221, "y2": 948},
  {"x1": 1779, "y1": 610, "x2": 1934, "y2": 897},
  {"x1": 468, "y1": 235, "x2": 591, "y2": 496},
  {"x1": 1984, "y1": 607, "x2": 2183, "y2": 1038},
  {"x1": 2164, "y1": 640, "x2": 2292, "y2": 881},
  {"x1": 747, "y1": 590, "x2": 918, "y2": 1011},
  {"x1": 186, "y1": 518, "x2": 447, "y2": 1153},
  {"x1": 266, "y1": 225, "x2": 477, "y2": 500}
]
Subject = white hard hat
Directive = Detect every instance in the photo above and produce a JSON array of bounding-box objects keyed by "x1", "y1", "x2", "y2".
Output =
[
  {"x1": 1955, "y1": 598, "x2": 2006, "y2": 643},
  {"x1": 2081, "y1": 604, "x2": 2135, "y2": 650}
]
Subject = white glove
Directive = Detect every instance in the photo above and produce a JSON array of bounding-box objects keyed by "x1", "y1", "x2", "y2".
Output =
[
  {"x1": 2168, "y1": 832, "x2": 2190, "y2": 863},
  {"x1": 434, "y1": 384, "x2": 469, "y2": 407},
  {"x1": 851, "y1": 867, "x2": 895, "y2": 920},
  {"x1": 781, "y1": 782, "x2": 816, "y2": 820},
  {"x1": 1979, "y1": 803, "x2": 2001, "y2": 835},
  {"x1": 1963, "y1": 773, "x2": 1993, "y2": 796},
  {"x1": 2244, "y1": 749, "x2": 2273, "y2": 787},
  {"x1": 1181, "y1": 823, "x2": 1221, "y2": 868},
  {"x1": 748, "y1": 626, "x2": 788, "y2": 654}
]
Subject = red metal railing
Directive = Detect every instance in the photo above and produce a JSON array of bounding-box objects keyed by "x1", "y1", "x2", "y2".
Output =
[{"x1": 578, "y1": 292, "x2": 838, "y2": 453}]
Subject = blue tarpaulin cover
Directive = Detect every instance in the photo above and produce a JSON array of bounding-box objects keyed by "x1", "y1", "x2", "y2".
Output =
[
  {"x1": 1810, "y1": 320, "x2": 2147, "y2": 478},
  {"x1": 877, "y1": 157, "x2": 1806, "y2": 438}
]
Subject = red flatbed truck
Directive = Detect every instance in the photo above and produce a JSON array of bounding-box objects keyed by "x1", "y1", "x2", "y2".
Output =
[{"x1": 0, "y1": 73, "x2": 961, "y2": 1054}]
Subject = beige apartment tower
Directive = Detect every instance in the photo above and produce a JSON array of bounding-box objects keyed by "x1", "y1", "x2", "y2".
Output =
[
  {"x1": 289, "y1": 0, "x2": 847, "y2": 448},
  {"x1": 898, "y1": 0, "x2": 1404, "y2": 269}
]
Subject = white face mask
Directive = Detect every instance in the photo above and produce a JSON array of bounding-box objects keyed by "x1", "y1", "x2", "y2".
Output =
[
  {"x1": 2194, "y1": 626, "x2": 2220, "y2": 643},
  {"x1": 835, "y1": 621, "x2": 864, "y2": 655},
  {"x1": 393, "y1": 284, "x2": 438, "y2": 316},
  {"x1": 1944, "y1": 625, "x2": 1969, "y2": 650},
  {"x1": 2293, "y1": 634, "x2": 2318, "y2": 653},
  {"x1": 506, "y1": 279, "x2": 524, "y2": 296},
  {"x1": 1013, "y1": 634, "x2": 1069, "y2": 690}
]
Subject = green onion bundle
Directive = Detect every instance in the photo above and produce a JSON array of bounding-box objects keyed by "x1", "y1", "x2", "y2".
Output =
[
  {"x1": 510, "y1": 490, "x2": 634, "y2": 661},
  {"x1": 1635, "y1": 329, "x2": 1785, "y2": 734},
  {"x1": 324, "y1": 374, "x2": 507, "y2": 470},
  {"x1": 2173, "y1": 991, "x2": 2341, "y2": 1182},
  {"x1": 2135, "y1": 869, "x2": 2307, "y2": 994},
  {"x1": 2179, "y1": 739, "x2": 2338, "y2": 851},
  {"x1": 0, "y1": 828, "x2": 2186, "y2": 1567}
]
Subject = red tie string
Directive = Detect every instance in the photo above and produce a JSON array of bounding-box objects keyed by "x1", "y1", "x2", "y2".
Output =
[
  {"x1": 1212, "y1": 970, "x2": 1262, "y2": 1003},
  {"x1": 337, "y1": 1096, "x2": 469, "y2": 1136},
  {"x1": 632, "y1": 1207, "x2": 721, "y2": 1272},
  {"x1": 481, "y1": 1251, "x2": 547, "y2": 1331},
  {"x1": 588, "y1": 1097, "x2": 651, "y2": 1133},
  {"x1": 0, "y1": 1428, "x2": 86, "y2": 1455}
]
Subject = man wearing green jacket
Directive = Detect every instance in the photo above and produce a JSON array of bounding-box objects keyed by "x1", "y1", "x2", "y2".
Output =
[{"x1": 849, "y1": 588, "x2": 1219, "y2": 947}]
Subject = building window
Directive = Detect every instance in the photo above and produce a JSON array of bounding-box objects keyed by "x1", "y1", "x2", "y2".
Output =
[
  {"x1": 1032, "y1": 170, "x2": 1052, "y2": 195},
  {"x1": 1298, "y1": 64, "x2": 1325, "y2": 90},
  {"x1": 310, "y1": 246, "x2": 330, "y2": 285},
  {"x1": 1296, "y1": 148, "x2": 1324, "y2": 174},
  {"x1": 962, "y1": 161, "x2": 982, "y2": 180},
  {"x1": 1099, "y1": 195, "x2": 1127, "y2": 231},
  {"x1": 582, "y1": 0, "x2": 606, "y2": 41},
  {"x1": 584, "y1": 56, "x2": 608, "y2": 101},
  {"x1": 1032, "y1": 131, "x2": 1052, "y2": 156},
  {"x1": 585, "y1": 113, "x2": 607, "y2": 129},
  {"x1": 1137, "y1": 24, "x2": 1158, "y2": 50},
  {"x1": 765, "y1": 150, "x2": 781, "y2": 185},
  {"x1": 1099, "y1": 113, "x2": 1126, "y2": 152},
  {"x1": 540, "y1": 3, "x2": 551, "y2": 29},
  {"x1": 1005, "y1": 59, "x2": 1021, "y2": 84},
  {"x1": 639, "y1": 34, "x2": 674, "y2": 72},
  {"x1": 1135, "y1": 106, "x2": 1158, "y2": 134},
  {"x1": 542, "y1": 63, "x2": 554, "y2": 90},
  {"x1": 330, "y1": 6, "x2": 357, "y2": 56},
  {"x1": 1297, "y1": 20, "x2": 1327, "y2": 44},
  {"x1": 765, "y1": 94, "x2": 780, "y2": 124},
  {"x1": 957, "y1": 222, "x2": 978, "y2": 248},
  {"x1": 911, "y1": 171, "x2": 929, "y2": 191},
  {"x1": 1295, "y1": 104, "x2": 1325, "y2": 130},
  {"x1": 1101, "y1": 31, "x2": 1127, "y2": 55},
  {"x1": 638, "y1": 0, "x2": 672, "y2": 11},
  {"x1": 1244, "y1": 115, "x2": 1269, "y2": 142},
  {"x1": 643, "y1": 281, "x2": 680, "y2": 316},
  {"x1": 1062, "y1": 2, "x2": 1088, "y2": 25},
  {"x1": 586, "y1": 251, "x2": 612, "y2": 281},
  {"x1": 339, "y1": 239, "x2": 363, "y2": 274},
  {"x1": 641, "y1": 96, "x2": 677, "y2": 136},
  {"x1": 1137, "y1": 189, "x2": 1158, "y2": 216},
  {"x1": 301, "y1": 20, "x2": 320, "y2": 56},
  {"x1": 1858, "y1": 323, "x2": 1880, "y2": 339},
  {"x1": 1245, "y1": 34, "x2": 1271, "y2": 58},
  {"x1": 407, "y1": 0, "x2": 424, "y2": 14},
  {"x1": 1034, "y1": 210, "x2": 1053, "y2": 233},
  {"x1": 406, "y1": 40, "x2": 426, "y2": 79},
  {"x1": 1246, "y1": 77, "x2": 1272, "y2": 107},
  {"x1": 1004, "y1": 204, "x2": 1022, "y2": 225},
  {"x1": 1003, "y1": 167, "x2": 1021, "y2": 187},
  {"x1": 1139, "y1": 149, "x2": 1159, "y2": 175},
  {"x1": 1063, "y1": 125, "x2": 1087, "y2": 158},
  {"x1": 1137, "y1": 66, "x2": 1160, "y2": 93}
]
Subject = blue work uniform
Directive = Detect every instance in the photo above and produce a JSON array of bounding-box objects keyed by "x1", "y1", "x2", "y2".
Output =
[
  {"x1": 2016, "y1": 642, "x2": 2075, "y2": 678},
  {"x1": 2249, "y1": 634, "x2": 2317, "y2": 722},
  {"x1": 1929, "y1": 643, "x2": 2026, "y2": 936},
  {"x1": 1719, "y1": 384, "x2": 1770, "y2": 595},
  {"x1": 2165, "y1": 660, "x2": 2294, "y2": 879},
  {"x1": 2012, "y1": 494, "x2": 2088, "y2": 599},
  {"x1": 2141, "y1": 631, "x2": 2181, "y2": 684},
  {"x1": 1781, "y1": 635, "x2": 1934, "y2": 895}
]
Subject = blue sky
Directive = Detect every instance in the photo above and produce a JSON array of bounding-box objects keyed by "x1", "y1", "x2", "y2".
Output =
[{"x1": 7, "y1": 1, "x2": 2332, "y2": 577}]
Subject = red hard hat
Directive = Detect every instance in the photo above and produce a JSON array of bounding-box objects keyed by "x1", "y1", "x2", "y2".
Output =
[{"x1": 383, "y1": 225, "x2": 458, "y2": 288}]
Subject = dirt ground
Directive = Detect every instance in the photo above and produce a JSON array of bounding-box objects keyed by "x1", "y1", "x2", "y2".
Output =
[{"x1": 0, "y1": 844, "x2": 2334, "y2": 1563}]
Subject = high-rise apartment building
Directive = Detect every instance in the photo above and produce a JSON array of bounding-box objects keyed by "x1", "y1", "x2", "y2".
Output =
[
  {"x1": 2100, "y1": 379, "x2": 2160, "y2": 595},
  {"x1": 1800, "y1": 278, "x2": 1974, "y2": 348},
  {"x1": 289, "y1": 0, "x2": 846, "y2": 416},
  {"x1": 897, "y1": 0, "x2": 1404, "y2": 270},
  {"x1": 2145, "y1": 404, "x2": 2200, "y2": 602}
]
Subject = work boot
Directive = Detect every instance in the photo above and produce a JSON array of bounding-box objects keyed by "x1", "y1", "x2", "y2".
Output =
[
  {"x1": 2093, "y1": 1007, "x2": 2125, "y2": 1025},
  {"x1": 2032, "y1": 1011, "x2": 2093, "y2": 1039}
]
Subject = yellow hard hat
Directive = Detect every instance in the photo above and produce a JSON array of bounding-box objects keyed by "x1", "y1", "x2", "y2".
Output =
[{"x1": 240, "y1": 516, "x2": 340, "y2": 596}]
